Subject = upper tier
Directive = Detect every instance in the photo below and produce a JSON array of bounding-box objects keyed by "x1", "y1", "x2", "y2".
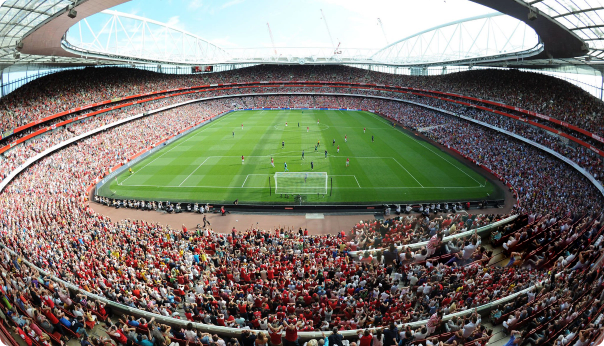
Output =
[{"x1": 0, "y1": 66, "x2": 601, "y2": 144}]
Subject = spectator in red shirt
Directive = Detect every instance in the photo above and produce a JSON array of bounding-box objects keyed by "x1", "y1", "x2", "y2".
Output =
[
  {"x1": 283, "y1": 319, "x2": 304, "y2": 346},
  {"x1": 268, "y1": 322, "x2": 284, "y2": 346},
  {"x1": 358, "y1": 329, "x2": 373, "y2": 346}
]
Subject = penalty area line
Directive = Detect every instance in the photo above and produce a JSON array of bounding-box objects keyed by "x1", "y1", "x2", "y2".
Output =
[
  {"x1": 179, "y1": 157, "x2": 211, "y2": 187},
  {"x1": 119, "y1": 116, "x2": 227, "y2": 185},
  {"x1": 241, "y1": 174, "x2": 250, "y2": 187},
  {"x1": 330, "y1": 175, "x2": 361, "y2": 188},
  {"x1": 403, "y1": 132, "x2": 483, "y2": 186},
  {"x1": 391, "y1": 158, "x2": 424, "y2": 188}
]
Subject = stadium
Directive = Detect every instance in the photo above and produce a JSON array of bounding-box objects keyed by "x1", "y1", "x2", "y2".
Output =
[{"x1": 1, "y1": 1, "x2": 604, "y2": 346}]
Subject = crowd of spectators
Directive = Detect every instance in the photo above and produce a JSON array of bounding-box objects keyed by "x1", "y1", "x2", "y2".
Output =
[
  {"x1": 2, "y1": 65, "x2": 603, "y2": 144},
  {"x1": 0, "y1": 94, "x2": 200, "y2": 181},
  {"x1": 0, "y1": 67, "x2": 604, "y2": 346},
  {"x1": 349, "y1": 213, "x2": 498, "y2": 251},
  {"x1": 397, "y1": 96, "x2": 604, "y2": 187},
  {"x1": 0, "y1": 94, "x2": 535, "y2": 340},
  {"x1": 2, "y1": 93, "x2": 602, "y2": 227},
  {"x1": 2, "y1": 66, "x2": 603, "y2": 200}
]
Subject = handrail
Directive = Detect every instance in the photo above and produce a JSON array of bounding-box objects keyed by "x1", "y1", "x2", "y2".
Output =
[
  {"x1": 0, "y1": 240, "x2": 541, "y2": 340},
  {"x1": 347, "y1": 215, "x2": 518, "y2": 258}
]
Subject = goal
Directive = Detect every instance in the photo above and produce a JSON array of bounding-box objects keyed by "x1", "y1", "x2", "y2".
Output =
[{"x1": 274, "y1": 172, "x2": 328, "y2": 195}]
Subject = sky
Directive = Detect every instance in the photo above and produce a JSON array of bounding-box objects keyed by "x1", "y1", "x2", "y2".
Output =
[{"x1": 103, "y1": 0, "x2": 497, "y2": 51}]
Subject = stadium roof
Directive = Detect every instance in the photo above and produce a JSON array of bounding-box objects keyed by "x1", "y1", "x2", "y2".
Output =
[
  {"x1": 469, "y1": 0, "x2": 604, "y2": 71},
  {"x1": 0, "y1": 0, "x2": 126, "y2": 67},
  {"x1": 1, "y1": 0, "x2": 604, "y2": 72},
  {"x1": 524, "y1": 0, "x2": 604, "y2": 55}
]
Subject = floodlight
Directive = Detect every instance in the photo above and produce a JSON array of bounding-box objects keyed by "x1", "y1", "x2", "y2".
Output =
[{"x1": 67, "y1": 4, "x2": 77, "y2": 18}]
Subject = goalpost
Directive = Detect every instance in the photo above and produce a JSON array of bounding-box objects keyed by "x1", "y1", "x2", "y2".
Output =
[{"x1": 274, "y1": 172, "x2": 328, "y2": 195}]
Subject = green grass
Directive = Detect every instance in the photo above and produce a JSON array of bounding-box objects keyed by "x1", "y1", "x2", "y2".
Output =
[{"x1": 98, "y1": 110, "x2": 502, "y2": 204}]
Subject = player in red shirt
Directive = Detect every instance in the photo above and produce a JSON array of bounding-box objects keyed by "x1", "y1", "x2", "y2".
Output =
[{"x1": 242, "y1": 155, "x2": 244, "y2": 164}]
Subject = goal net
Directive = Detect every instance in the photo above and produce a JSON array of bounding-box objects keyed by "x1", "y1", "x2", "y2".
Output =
[{"x1": 274, "y1": 172, "x2": 328, "y2": 195}]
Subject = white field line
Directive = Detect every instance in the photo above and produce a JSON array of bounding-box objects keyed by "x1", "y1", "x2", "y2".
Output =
[
  {"x1": 119, "y1": 116, "x2": 226, "y2": 185},
  {"x1": 330, "y1": 116, "x2": 483, "y2": 187},
  {"x1": 119, "y1": 184, "x2": 483, "y2": 189},
  {"x1": 401, "y1": 132, "x2": 483, "y2": 186},
  {"x1": 179, "y1": 157, "x2": 211, "y2": 187},
  {"x1": 367, "y1": 111, "x2": 396, "y2": 127},
  {"x1": 391, "y1": 158, "x2": 424, "y2": 188},
  {"x1": 331, "y1": 174, "x2": 361, "y2": 188},
  {"x1": 241, "y1": 174, "x2": 250, "y2": 187},
  {"x1": 121, "y1": 155, "x2": 479, "y2": 191}
]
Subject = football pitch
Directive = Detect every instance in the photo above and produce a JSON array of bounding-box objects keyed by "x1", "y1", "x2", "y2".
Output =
[{"x1": 98, "y1": 110, "x2": 501, "y2": 204}]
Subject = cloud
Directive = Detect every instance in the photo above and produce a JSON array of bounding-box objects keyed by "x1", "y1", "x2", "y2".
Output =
[
  {"x1": 211, "y1": 36, "x2": 238, "y2": 47},
  {"x1": 165, "y1": 15, "x2": 185, "y2": 30},
  {"x1": 127, "y1": 7, "x2": 140, "y2": 16},
  {"x1": 220, "y1": 0, "x2": 244, "y2": 10},
  {"x1": 188, "y1": 0, "x2": 203, "y2": 10}
]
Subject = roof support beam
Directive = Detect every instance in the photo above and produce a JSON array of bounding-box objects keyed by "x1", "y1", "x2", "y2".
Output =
[
  {"x1": 571, "y1": 25, "x2": 604, "y2": 31},
  {"x1": 470, "y1": 0, "x2": 586, "y2": 58},
  {"x1": 1, "y1": 5, "x2": 55, "y2": 17},
  {"x1": 551, "y1": 7, "x2": 604, "y2": 19}
]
